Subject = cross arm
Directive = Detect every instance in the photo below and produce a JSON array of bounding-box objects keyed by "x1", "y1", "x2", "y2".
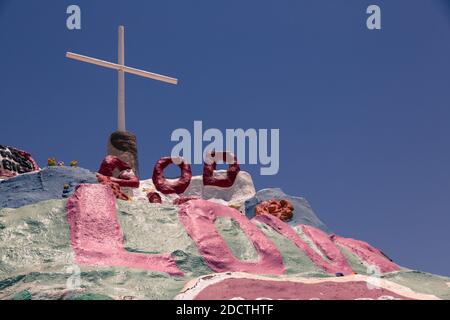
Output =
[{"x1": 66, "y1": 52, "x2": 178, "y2": 85}]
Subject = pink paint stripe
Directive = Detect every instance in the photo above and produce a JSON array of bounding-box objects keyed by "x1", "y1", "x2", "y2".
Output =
[
  {"x1": 178, "y1": 200, "x2": 285, "y2": 275},
  {"x1": 300, "y1": 224, "x2": 354, "y2": 274},
  {"x1": 254, "y1": 215, "x2": 353, "y2": 275},
  {"x1": 66, "y1": 184, "x2": 183, "y2": 276},
  {"x1": 194, "y1": 278, "x2": 413, "y2": 300},
  {"x1": 331, "y1": 235, "x2": 400, "y2": 273}
]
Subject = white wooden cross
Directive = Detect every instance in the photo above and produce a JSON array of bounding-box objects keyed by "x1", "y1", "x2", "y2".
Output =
[{"x1": 66, "y1": 26, "x2": 178, "y2": 132}]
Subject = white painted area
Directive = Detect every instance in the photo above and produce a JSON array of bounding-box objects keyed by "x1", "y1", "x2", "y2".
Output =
[
  {"x1": 130, "y1": 179, "x2": 179, "y2": 204},
  {"x1": 131, "y1": 171, "x2": 256, "y2": 211},
  {"x1": 183, "y1": 171, "x2": 256, "y2": 211}
]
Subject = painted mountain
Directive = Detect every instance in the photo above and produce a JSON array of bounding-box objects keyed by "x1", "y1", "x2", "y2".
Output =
[{"x1": 0, "y1": 150, "x2": 449, "y2": 300}]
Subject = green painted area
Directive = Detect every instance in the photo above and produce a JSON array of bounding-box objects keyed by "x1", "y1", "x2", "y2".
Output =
[
  {"x1": 12, "y1": 290, "x2": 32, "y2": 300},
  {"x1": 172, "y1": 250, "x2": 211, "y2": 277},
  {"x1": 337, "y1": 246, "x2": 370, "y2": 275},
  {"x1": 0, "y1": 200, "x2": 198, "y2": 300},
  {"x1": 0, "y1": 275, "x2": 26, "y2": 291},
  {"x1": 1, "y1": 269, "x2": 188, "y2": 300},
  {"x1": 68, "y1": 293, "x2": 114, "y2": 300},
  {"x1": 118, "y1": 202, "x2": 192, "y2": 255},
  {"x1": 384, "y1": 270, "x2": 450, "y2": 300},
  {"x1": 117, "y1": 201, "x2": 212, "y2": 277},
  {"x1": 74, "y1": 268, "x2": 187, "y2": 300},
  {"x1": 0, "y1": 200, "x2": 73, "y2": 277},
  {"x1": 254, "y1": 221, "x2": 326, "y2": 276},
  {"x1": 215, "y1": 217, "x2": 259, "y2": 262}
]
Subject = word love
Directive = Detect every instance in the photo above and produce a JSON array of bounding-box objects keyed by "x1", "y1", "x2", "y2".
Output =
[{"x1": 66, "y1": 184, "x2": 400, "y2": 277}]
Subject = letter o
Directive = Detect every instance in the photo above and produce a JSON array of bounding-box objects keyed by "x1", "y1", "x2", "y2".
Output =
[{"x1": 153, "y1": 157, "x2": 192, "y2": 194}]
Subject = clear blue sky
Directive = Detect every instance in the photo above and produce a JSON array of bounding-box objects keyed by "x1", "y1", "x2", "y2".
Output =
[{"x1": 1, "y1": 0, "x2": 449, "y2": 276}]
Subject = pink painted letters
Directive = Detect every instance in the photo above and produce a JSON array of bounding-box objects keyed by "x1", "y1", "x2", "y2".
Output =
[
  {"x1": 66, "y1": 184, "x2": 399, "y2": 276},
  {"x1": 178, "y1": 199, "x2": 285, "y2": 274},
  {"x1": 254, "y1": 214, "x2": 353, "y2": 275},
  {"x1": 66, "y1": 184, "x2": 183, "y2": 276},
  {"x1": 331, "y1": 235, "x2": 400, "y2": 273}
]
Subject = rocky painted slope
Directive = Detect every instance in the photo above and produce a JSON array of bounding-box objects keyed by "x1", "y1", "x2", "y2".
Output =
[{"x1": 1, "y1": 167, "x2": 449, "y2": 300}]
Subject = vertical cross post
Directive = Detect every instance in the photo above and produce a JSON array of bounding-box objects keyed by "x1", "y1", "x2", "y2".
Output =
[{"x1": 118, "y1": 26, "x2": 126, "y2": 132}]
